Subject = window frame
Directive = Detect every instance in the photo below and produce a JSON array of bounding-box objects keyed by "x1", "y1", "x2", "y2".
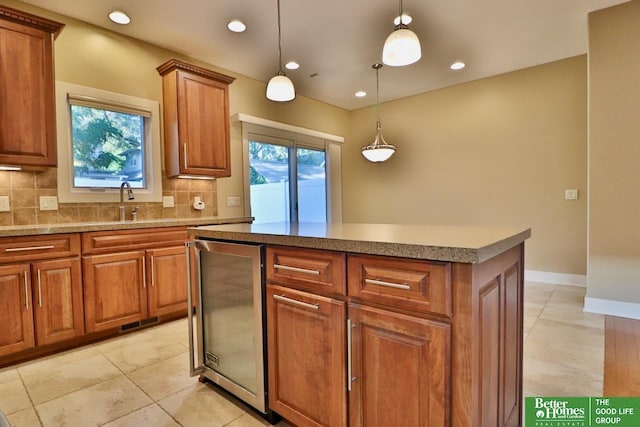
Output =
[{"x1": 55, "y1": 81, "x2": 163, "y2": 203}]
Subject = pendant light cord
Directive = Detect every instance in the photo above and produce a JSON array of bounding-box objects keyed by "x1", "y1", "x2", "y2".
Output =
[
  {"x1": 277, "y1": 0, "x2": 283, "y2": 72},
  {"x1": 376, "y1": 67, "x2": 380, "y2": 124},
  {"x1": 373, "y1": 63, "x2": 383, "y2": 125}
]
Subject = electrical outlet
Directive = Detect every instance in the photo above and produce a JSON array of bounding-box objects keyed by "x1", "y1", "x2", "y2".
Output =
[
  {"x1": 162, "y1": 196, "x2": 175, "y2": 208},
  {"x1": 0, "y1": 196, "x2": 9, "y2": 212},
  {"x1": 564, "y1": 189, "x2": 579, "y2": 200},
  {"x1": 226, "y1": 196, "x2": 241, "y2": 207},
  {"x1": 39, "y1": 196, "x2": 59, "y2": 211}
]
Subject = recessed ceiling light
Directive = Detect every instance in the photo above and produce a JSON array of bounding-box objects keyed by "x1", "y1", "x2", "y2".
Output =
[
  {"x1": 285, "y1": 61, "x2": 299, "y2": 70},
  {"x1": 355, "y1": 91, "x2": 367, "y2": 98},
  {"x1": 393, "y1": 14, "x2": 413, "y2": 25},
  {"x1": 108, "y1": 10, "x2": 131, "y2": 25},
  {"x1": 450, "y1": 61, "x2": 466, "y2": 70},
  {"x1": 227, "y1": 19, "x2": 246, "y2": 33}
]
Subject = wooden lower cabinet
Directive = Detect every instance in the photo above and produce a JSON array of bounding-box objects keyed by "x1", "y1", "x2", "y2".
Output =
[
  {"x1": 0, "y1": 257, "x2": 83, "y2": 357},
  {"x1": 266, "y1": 284, "x2": 347, "y2": 427},
  {"x1": 147, "y1": 246, "x2": 189, "y2": 317},
  {"x1": 265, "y1": 244, "x2": 524, "y2": 427},
  {"x1": 32, "y1": 258, "x2": 84, "y2": 346},
  {"x1": 83, "y1": 245, "x2": 190, "y2": 332},
  {"x1": 0, "y1": 264, "x2": 35, "y2": 357},
  {"x1": 348, "y1": 304, "x2": 450, "y2": 426},
  {"x1": 83, "y1": 251, "x2": 147, "y2": 333}
]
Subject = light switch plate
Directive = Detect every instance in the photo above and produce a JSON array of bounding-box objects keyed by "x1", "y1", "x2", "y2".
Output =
[
  {"x1": 564, "y1": 189, "x2": 579, "y2": 200},
  {"x1": 226, "y1": 196, "x2": 241, "y2": 207},
  {"x1": 162, "y1": 196, "x2": 175, "y2": 208},
  {"x1": 39, "y1": 196, "x2": 58, "y2": 211},
  {"x1": 0, "y1": 196, "x2": 9, "y2": 212}
]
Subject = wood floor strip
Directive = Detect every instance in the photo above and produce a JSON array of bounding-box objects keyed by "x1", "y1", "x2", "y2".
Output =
[{"x1": 604, "y1": 315, "x2": 640, "y2": 396}]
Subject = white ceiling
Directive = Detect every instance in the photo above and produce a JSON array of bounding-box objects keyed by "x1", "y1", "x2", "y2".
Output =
[{"x1": 21, "y1": 0, "x2": 627, "y2": 110}]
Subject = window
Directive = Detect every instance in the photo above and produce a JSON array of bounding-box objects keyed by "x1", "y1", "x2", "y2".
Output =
[
  {"x1": 56, "y1": 82, "x2": 162, "y2": 203},
  {"x1": 69, "y1": 101, "x2": 147, "y2": 189},
  {"x1": 238, "y1": 114, "x2": 343, "y2": 223}
]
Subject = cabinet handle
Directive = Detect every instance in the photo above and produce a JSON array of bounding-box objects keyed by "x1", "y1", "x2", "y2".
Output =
[
  {"x1": 273, "y1": 264, "x2": 320, "y2": 276},
  {"x1": 24, "y1": 271, "x2": 29, "y2": 311},
  {"x1": 365, "y1": 278, "x2": 411, "y2": 290},
  {"x1": 6, "y1": 245, "x2": 55, "y2": 252},
  {"x1": 150, "y1": 255, "x2": 155, "y2": 287},
  {"x1": 347, "y1": 319, "x2": 356, "y2": 391},
  {"x1": 37, "y1": 269, "x2": 42, "y2": 308},
  {"x1": 183, "y1": 143, "x2": 188, "y2": 169},
  {"x1": 142, "y1": 255, "x2": 146, "y2": 288},
  {"x1": 273, "y1": 294, "x2": 320, "y2": 310}
]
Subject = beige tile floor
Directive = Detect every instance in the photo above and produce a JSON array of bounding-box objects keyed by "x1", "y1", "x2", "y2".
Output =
[{"x1": 0, "y1": 282, "x2": 603, "y2": 426}]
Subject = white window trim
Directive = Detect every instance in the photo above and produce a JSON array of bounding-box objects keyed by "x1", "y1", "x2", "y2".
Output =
[
  {"x1": 235, "y1": 114, "x2": 343, "y2": 223},
  {"x1": 55, "y1": 81, "x2": 163, "y2": 203}
]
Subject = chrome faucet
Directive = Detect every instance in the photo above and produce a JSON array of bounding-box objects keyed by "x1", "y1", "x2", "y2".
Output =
[{"x1": 119, "y1": 181, "x2": 135, "y2": 221}]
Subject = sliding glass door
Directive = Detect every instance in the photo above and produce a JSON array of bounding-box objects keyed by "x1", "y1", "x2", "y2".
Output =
[{"x1": 248, "y1": 136, "x2": 326, "y2": 224}]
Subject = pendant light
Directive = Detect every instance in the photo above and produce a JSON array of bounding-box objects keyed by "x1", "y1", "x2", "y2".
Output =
[
  {"x1": 382, "y1": 0, "x2": 421, "y2": 67},
  {"x1": 266, "y1": 0, "x2": 295, "y2": 101},
  {"x1": 362, "y1": 64, "x2": 396, "y2": 163}
]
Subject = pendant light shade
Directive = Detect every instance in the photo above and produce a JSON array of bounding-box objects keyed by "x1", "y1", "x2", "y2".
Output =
[
  {"x1": 362, "y1": 121, "x2": 396, "y2": 162},
  {"x1": 361, "y1": 64, "x2": 396, "y2": 163},
  {"x1": 266, "y1": 0, "x2": 295, "y2": 101},
  {"x1": 382, "y1": 0, "x2": 421, "y2": 67},
  {"x1": 267, "y1": 72, "x2": 295, "y2": 101}
]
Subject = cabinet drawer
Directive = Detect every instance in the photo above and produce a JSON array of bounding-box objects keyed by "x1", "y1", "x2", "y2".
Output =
[
  {"x1": 266, "y1": 246, "x2": 346, "y2": 297},
  {"x1": 0, "y1": 234, "x2": 80, "y2": 263},
  {"x1": 82, "y1": 227, "x2": 188, "y2": 254},
  {"x1": 347, "y1": 254, "x2": 452, "y2": 317}
]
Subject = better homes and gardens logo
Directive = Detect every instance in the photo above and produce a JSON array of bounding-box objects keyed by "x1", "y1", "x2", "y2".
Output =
[
  {"x1": 526, "y1": 397, "x2": 640, "y2": 426},
  {"x1": 529, "y1": 397, "x2": 587, "y2": 426}
]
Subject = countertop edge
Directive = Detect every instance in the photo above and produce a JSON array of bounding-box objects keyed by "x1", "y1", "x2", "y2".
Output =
[
  {"x1": 0, "y1": 216, "x2": 252, "y2": 237},
  {"x1": 187, "y1": 226, "x2": 531, "y2": 263}
]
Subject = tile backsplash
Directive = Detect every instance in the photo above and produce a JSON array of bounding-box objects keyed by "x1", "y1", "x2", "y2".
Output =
[{"x1": 0, "y1": 169, "x2": 218, "y2": 226}]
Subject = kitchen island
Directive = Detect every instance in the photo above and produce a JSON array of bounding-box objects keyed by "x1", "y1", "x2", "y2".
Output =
[{"x1": 189, "y1": 222, "x2": 531, "y2": 427}]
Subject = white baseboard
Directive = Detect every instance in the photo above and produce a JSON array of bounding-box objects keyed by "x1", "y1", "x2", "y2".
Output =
[
  {"x1": 584, "y1": 297, "x2": 640, "y2": 320},
  {"x1": 524, "y1": 270, "x2": 586, "y2": 287}
]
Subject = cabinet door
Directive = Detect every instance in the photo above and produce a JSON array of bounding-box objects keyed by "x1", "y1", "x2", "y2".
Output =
[
  {"x1": 177, "y1": 70, "x2": 231, "y2": 177},
  {"x1": 147, "y1": 246, "x2": 188, "y2": 318},
  {"x1": 0, "y1": 17, "x2": 58, "y2": 167},
  {"x1": 348, "y1": 304, "x2": 450, "y2": 427},
  {"x1": 32, "y1": 258, "x2": 84, "y2": 346},
  {"x1": 0, "y1": 264, "x2": 35, "y2": 357},
  {"x1": 83, "y1": 251, "x2": 147, "y2": 333},
  {"x1": 267, "y1": 284, "x2": 346, "y2": 427}
]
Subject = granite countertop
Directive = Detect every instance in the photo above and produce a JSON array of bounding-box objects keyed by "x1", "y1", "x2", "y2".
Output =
[
  {"x1": 189, "y1": 222, "x2": 531, "y2": 263},
  {"x1": 0, "y1": 216, "x2": 252, "y2": 237}
]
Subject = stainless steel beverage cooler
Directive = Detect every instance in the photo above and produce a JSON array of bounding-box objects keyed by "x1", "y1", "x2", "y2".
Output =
[{"x1": 186, "y1": 240, "x2": 276, "y2": 421}]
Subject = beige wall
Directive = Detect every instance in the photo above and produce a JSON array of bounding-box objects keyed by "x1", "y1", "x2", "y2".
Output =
[
  {"x1": 344, "y1": 56, "x2": 588, "y2": 274},
  {"x1": 588, "y1": 0, "x2": 640, "y2": 304},
  {"x1": 0, "y1": 0, "x2": 349, "y2": 222}
]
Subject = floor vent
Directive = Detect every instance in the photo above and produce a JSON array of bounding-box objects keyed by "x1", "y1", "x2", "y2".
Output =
[{"x1": 120, "y1": 321, "x2": 140, "y2": 332}]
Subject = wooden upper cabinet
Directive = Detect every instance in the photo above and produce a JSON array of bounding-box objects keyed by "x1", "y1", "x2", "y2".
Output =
[
  {"x1": 157, "y1": 59, "x2": 235, "y2": 178},
  {"x1": 0, "y1": 6, "x2": 64, "y2": 168}
]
